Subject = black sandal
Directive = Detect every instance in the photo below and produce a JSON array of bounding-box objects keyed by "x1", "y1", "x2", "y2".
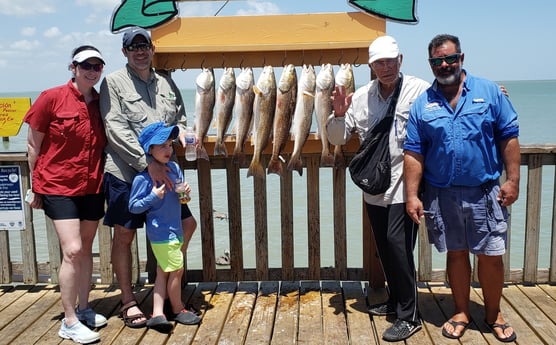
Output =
[
  {"x1": 487, "y1": 321, "x2": 517, "y2": 343},
  {"x1": 120, "y1": 300, "x2": 147, "y2": 328}
]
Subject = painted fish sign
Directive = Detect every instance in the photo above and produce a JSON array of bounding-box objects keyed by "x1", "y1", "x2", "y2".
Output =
[{"x1": 110, "y1": 0, "x2": 418, "y2": 33}]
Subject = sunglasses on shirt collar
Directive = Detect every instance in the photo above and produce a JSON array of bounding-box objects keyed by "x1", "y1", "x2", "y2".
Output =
[{"x1": 428, "y1": 53, "x2": 461, "y2": 67}]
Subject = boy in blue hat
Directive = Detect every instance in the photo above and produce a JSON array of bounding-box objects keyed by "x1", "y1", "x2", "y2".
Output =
[{"x1": 129, "y1": 122, "x2": 201, "y2": 332}]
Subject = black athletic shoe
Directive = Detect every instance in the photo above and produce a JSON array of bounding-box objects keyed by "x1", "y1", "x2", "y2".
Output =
[
  {"x1": 382, "y1": 319, "x2": 422, "y2": 342},
  {"x1": 368, "y1": 302, "x2": 396, "y2": 316}
]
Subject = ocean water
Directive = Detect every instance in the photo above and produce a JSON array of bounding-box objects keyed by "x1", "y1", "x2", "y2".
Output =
[{"x1": 1, "y1": 79, "x2": 555, "y2": 271}]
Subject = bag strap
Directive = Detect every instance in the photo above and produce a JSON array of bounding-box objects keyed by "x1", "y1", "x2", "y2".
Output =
[
  {"x1": 363, "y1": 74, "x2": 403, "y2": 140},
  {"x1": 385, "y1": 73, "x2": 403, "y2": 119}
]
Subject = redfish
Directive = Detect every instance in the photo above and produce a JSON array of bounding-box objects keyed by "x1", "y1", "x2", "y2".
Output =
[
  {"x1": 247, "y1": 66, "x2": 276, "y2": 178},
  {"x1": 287, "y1": 64, "x2": 316, "y2": 176},
  {"x1": 267, "y1": 64, "x2": 297, "y2": 176},
  {"x1": 194, "y1": 67, "x2": 215, "y2": 161}
]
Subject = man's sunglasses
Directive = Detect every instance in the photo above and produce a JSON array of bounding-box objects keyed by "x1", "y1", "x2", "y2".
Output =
[
  {"x1": 125, "y1": 43, "x2": 152, "y2": 52},
  {"x1": 428, "y1": 53, "x2": 461, "y2": 67},
  {"x1": 77, "y1": 62, "x2": 103, "y2": 72}
]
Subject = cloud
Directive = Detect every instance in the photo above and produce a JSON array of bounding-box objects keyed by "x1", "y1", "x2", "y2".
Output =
[
  {"x1": 236, "y1": 1, "x2": 280, "y2": 15},
  {"x1": 10, "y1": 40, "x2": 41, "y2": 51},
  {"x1": 21, "y1": 27, "x2": 36, "y2": 36},
  {"x1": 0, "y1": 0, "x2": 56, "y2": 16},
  {"x1": 44, "y1": 27, "x2": 62, "y2": 38},
  {"x1": 75, "y1": 0, "x2": 119, "y2": 11}
]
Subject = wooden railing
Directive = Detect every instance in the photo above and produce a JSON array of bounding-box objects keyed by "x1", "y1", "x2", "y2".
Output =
[{"x1": 1, "y1": 140, "x2": 555, "y2": 286}]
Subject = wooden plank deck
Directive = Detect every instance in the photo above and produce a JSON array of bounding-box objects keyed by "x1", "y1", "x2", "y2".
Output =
[{"x1": 0, "y1": 281, "x2": 555, "y2": 345}]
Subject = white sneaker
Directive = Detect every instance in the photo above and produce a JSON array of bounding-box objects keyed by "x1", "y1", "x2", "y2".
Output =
[
  {"x1": 76, "y1": 307, "x2": 108, "y2": 328},
  {"x1": 58, "y1": 319, "x2": 100, "y2": 344}
]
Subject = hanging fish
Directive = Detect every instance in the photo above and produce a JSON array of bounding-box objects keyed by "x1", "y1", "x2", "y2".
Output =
[
  {"x1": 267, "y1": 64, "x2": 297, "y2": 176},
  {"x1": 231, "y1": 67, "x2": 255, "y2": 166},
  {"x1": 214, "y1": 67, "x2": 236, "y2": 157},
  {"x1": 314, "y1": 63, "x2": 335, "y2": 167},
  {"x1": 247, "y1": 66, "x2": 276, "y2": 178},
  {"x1": 333, "y1": 63, "x2": 355, "y2": 168},
  {"x1": 194, "y1": 67, "x2": 215, "y2": 161},
  {"x1": 287, "y1": 64, "x2": 316, "y2": 176}
]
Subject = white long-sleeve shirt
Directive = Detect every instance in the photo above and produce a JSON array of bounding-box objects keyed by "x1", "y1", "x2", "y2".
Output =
[{"x1": 326, "y1": 74, "x2": 430, "y2": 207}]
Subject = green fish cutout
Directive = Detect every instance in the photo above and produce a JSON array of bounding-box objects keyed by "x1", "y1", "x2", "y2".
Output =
[
  {"x1": 111, "y1": 0, "x2": 178, "y2": 33},
  {"x1": 348, "y1": 0, "x2": 418, "y2": 23}
]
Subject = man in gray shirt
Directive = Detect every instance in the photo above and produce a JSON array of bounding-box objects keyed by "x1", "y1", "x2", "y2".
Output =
[{"x1": 100, "y1": 27, "x2": 197, "y2": 328}]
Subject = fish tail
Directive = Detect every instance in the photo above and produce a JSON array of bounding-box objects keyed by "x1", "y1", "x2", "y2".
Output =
[
  {"x1": 333, "y1": 145, "x2": 345, "y2": 168},
  {"x1": 197, "y1": 145, "x2": 210, "y2": 161},
  {"x1": 320, "y1": 152, "x2": 335, "y2": 167},
  {"x1": 247, "y1": 157, "x2": 265, "y2": 178},
  {"x1": 267, "y1": 155, "x2": 284, "y2": 176},
  {"x1": 232, "y1": 150, "x2": 246, "y2": 166},
  {"x1": 287, "y1": 157, "x2": 303, "y2": 176},
  {"x1": 214, "y1": 141, "x2": 228, "y2": 157}
]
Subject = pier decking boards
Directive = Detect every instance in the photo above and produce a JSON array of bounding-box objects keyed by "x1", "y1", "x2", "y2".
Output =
[{"x1": 0, "y1": 281, "x2": 555, "y2": 344}]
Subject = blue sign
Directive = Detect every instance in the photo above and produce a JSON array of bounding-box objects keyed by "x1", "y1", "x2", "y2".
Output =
[{"x1": 0, "y1": 165, "x2": 25, "y2": 230}]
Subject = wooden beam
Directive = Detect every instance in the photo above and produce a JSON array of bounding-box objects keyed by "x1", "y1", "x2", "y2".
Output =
[{"x1": 151, "y1": 12, "x2": 385, "y2": 69}]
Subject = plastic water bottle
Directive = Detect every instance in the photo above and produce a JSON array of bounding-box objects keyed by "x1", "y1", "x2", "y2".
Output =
[
  {"x1": 185, "y1": 126, "x2": 196, "y2": 161},
  {"x1": 175, "y1": 177, "x2": 191, "y2": 204}
]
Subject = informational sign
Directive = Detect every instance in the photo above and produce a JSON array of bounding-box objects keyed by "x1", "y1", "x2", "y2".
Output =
[
  {"x1": 0, "y1": 165, "x2": 25, "y2": 230},
  {"x1": 0, "y1": 98, "x2": 31, "y2": 137}
]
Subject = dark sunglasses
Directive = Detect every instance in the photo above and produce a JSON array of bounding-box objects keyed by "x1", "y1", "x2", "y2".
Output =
[
  {"x1": 77, "y1": 62, "x2": 103, "y2": 72},
  {"x1": 428, "y1": 53, "x2": 461, "y2": 67},
  {"x1": 125, "y1": 43, "x2": 152, "y2": 52}
]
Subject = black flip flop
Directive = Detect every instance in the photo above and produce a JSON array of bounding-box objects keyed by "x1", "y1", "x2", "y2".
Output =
[
  {"x1": 442, "y1": 319, "x2": 469, "y2": 339},
  {"x1": 488, "y1": 322, "x2": 517, "y2": 343},
  {"x1": 146, "y1": 315, "x2": 173, "y2": 333}
]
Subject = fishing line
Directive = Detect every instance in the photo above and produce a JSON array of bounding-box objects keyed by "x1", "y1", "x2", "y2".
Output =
[{"x1": 214, "y1": 0, "x2": 230, "y2": 16}]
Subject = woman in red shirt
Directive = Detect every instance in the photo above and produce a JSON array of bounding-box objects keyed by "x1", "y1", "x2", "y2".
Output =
[{"x1": 24, "y1": 45, "x2": 107, "y2": 344}]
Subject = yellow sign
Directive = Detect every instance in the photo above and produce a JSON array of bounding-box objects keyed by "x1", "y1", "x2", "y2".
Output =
[{"x1": 0, "y1": 98, "x2": 31, "y2": 137}]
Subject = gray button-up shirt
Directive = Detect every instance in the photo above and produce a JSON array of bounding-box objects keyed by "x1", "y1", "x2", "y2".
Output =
[{"x1": 100, "y1": 65, "x2": 187, "y2": 183}]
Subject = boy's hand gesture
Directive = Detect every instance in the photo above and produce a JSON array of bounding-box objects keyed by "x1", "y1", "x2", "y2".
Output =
[{"x1": 153, "y1": 183, "x2": 166, "y2": 199}]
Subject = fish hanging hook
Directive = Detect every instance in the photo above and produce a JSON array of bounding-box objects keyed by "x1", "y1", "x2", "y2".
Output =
[
  {"x1": 337, "y1": 50, "x2": 344, "y2": 66},
  {"x1": 161, "y1": 53, "x2": 169, "y2": 70},
  {"x1": 200, "y1": 57, "x2": 205, "y2": 69},
  {"x1": 282, "y1": 50, "x2": 287, "y2": 67},
  {"x1": 318, "y1": 50, "x2": 324, "y2": 66},
  {"x1": 221, "y1": 53, "x2": 225, "y2": 69},
  {"x1": 353, "y1": 48, "x2": 361, "y2": 67},
  {"x1": 180, "y1": 54, "x2": 187, "y2": 71}
]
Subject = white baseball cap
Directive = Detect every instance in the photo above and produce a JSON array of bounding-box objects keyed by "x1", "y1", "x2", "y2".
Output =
[{"x1": 368, "y1": 36, "x2": 400, "y2": 64}]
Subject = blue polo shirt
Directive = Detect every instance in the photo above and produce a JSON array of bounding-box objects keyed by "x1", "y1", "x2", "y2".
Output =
[{"x1": 404, "y1": 71, "x2": 519, "y2": 187}]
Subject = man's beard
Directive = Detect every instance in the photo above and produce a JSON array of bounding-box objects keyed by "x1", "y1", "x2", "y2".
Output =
[{"x1": 436, "y1": 69, "x2": 461, "y2": 85}]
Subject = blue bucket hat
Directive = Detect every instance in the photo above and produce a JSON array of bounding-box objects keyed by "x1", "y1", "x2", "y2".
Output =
[{"x1": 139, "y1": 122, "x2": 179, "y2": 154}]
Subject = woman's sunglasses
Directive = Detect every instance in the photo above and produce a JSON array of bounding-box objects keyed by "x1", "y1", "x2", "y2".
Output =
[
  {"x1": 77, "y1": 62, "x2": 104, "y2": 72},
  {"x1": 428, "y1": 53, "x2": 461, "y2": 67}
]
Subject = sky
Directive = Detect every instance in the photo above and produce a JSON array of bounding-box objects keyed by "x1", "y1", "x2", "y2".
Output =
[{"x1": 0, "y1": 0, "x2": 554, "y2": 93}]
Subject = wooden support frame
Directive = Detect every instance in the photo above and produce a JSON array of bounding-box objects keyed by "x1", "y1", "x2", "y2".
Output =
[{"x1": 151, "y1": 12, "x2": 385, "y2": 69}]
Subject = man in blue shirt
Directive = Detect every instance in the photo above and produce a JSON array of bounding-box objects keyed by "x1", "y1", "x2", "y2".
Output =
[{"x1": 404, "y1": 34, "x2": 520, "y2": 342}]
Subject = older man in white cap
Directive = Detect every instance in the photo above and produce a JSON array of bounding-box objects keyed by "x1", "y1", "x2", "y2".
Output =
[{"x1": 326, "y1": 35, "x2": 429, "y2": 342}]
